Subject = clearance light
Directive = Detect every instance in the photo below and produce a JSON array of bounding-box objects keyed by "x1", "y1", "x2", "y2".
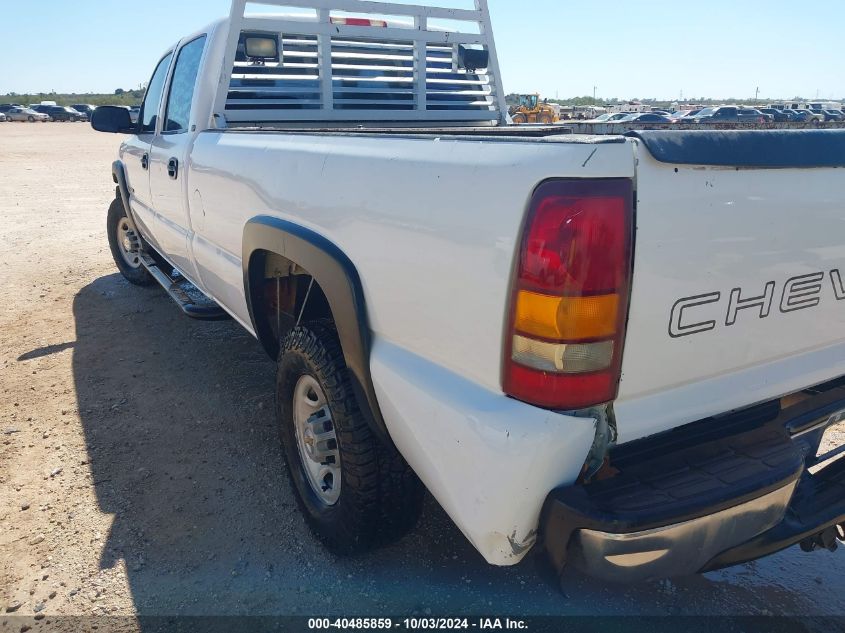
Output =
[
  {"x1": 503, "y1": 179, "x2": 634, "y2": 410},
  {"x1": 330, "y1": 17, "x2": 389, "y2": 27}
]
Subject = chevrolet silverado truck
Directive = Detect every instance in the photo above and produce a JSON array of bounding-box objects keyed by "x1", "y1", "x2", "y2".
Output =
[{"x1": 90, "y1": 0, "x2": 845, "y2": 583}]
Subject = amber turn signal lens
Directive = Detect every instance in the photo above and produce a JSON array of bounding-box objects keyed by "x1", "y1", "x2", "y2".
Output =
[{"x1": 514, "y1": 291, "x2": 619, "y2": 341}]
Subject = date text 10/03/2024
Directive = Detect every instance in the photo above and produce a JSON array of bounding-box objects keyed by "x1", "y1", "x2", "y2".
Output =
[{"x1": 308, "y1": 618, "x2": 529, "y2": 630}]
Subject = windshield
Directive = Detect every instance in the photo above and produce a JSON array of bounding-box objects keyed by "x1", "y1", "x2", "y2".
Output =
[{"x1": 519, "y1": 95, "x2": 538, "y2": 108}]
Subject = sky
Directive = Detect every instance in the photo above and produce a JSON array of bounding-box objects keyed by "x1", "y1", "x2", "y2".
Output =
[{"x1": 0, "y1": 0, "x2": 842, "y2": 101}]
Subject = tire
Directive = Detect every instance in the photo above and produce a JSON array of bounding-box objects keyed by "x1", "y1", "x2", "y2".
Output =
[
  {"x1": 106, "y1": 198, "x2": 155, "y2": 286},
  {"x1": 512, "y1": 113, "x2": 527, "y2": 124},
  {"x1": 538, "y1": 114, "x2": 553, "y2": 125},
  {"x1": 27, "y1": 115, "x2": 34, "y2": 122},
  {"x1": 277, "y1": 322, "x2": 424, "y2": 554}
]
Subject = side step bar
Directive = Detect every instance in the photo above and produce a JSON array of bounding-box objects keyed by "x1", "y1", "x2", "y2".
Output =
[{"x1": 141, "y1": 256, "x2": 231, "y2": 322}]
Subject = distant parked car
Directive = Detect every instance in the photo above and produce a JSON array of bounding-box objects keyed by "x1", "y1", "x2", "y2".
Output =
[
  {"x1": 779, "y1": 109, "x2": 802, "y2": 122},
  {"x1": 588, "y1": 113, "x2": 614, "y2": 122},
  {"x1": 739, "y1": 108, "x2": 774, "y2": 123},
  {"x1": 71, "y1": 104, "x2": 97, "y2": 118},
  {"x1": 0, "y1": 103, "x2": 25, "y2": 114},
  {"x1": 758, "y1": 108, "x2": 790, "y2": 122},
  {"x1": 669, "y1": 109, "x2": 701, "y2": 123},
  {"x1": 799, "y1": 110, "x2": 826, "y2": 123},
  {"x1": 5, "y1": 107, "x2": 49, "y2": 122},
  {"x1": 33, "y1": 105, "x2": 87, "y2": 122},
  {"x1": 821, "y1": 109, "x2": 844, "y2": 122},
  {"x1": 617, "y1": 112, "x2": 672, "y2": 123},
  {"x1": 692, "y1": 106, "x2": 770, "y2": 124},
  {"x1": 783, "y1": 109, "x2": 812, "y2": 122},
  {"x1": 34, "y1": 105, "x2": 58, "y2": 121},
  {"x1": 605, "y1": 112, "x2": 633, "y2": 122},
  {"x1": 687, "y1": 107, "x2": 718, "y2": 122}
]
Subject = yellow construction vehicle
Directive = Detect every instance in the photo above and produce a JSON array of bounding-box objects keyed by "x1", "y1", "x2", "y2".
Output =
[{"x1": 509, "y1": 94, "x2": 559, "y2": 124}]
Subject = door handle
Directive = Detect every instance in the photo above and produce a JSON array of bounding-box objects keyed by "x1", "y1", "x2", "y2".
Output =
[
  {"x1": 141, "y1": 153, "x2": 149, "y2": 170},
  {"x1": 167, "y1": 158, "x2": 179, "y2": 180}
]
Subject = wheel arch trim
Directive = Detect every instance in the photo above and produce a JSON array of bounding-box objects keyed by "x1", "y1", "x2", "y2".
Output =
[
  {"x1": 111, "y1": 159, "x2": 142, "y2": 237},
  {"x1": 112, "y1": 160, "x2": 131, "y2": 215},
  {"x1": 242, "y1": 216, "x2": 391, "y2": 445}
]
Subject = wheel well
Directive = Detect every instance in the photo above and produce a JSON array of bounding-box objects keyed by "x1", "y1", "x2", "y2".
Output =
[
  {"x1": 242, "y1": 216, "x2": 393, "y2": 447},
  {"x1": 250, "y1": 250, "x2": 333, "y2": 355}
]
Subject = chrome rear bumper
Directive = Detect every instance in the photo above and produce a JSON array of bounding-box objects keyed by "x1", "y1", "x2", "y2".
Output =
[
  {"x1": 569, "y1": 482, "x2": 796, "y2": 583},
  {"x1": 540, "y1": 384, "x2": 845, "y2": 583}
]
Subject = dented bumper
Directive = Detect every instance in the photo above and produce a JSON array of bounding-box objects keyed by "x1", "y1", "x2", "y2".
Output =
[
  {"x1": 541, "y1": 385, "x2": 845, "y2": 583},
  {"x1": 370, "y1": 339, "x2": 597, "y2": 565}
]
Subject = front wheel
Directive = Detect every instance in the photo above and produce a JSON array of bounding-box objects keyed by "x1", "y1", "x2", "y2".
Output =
[
  {"x1": 106, "y1": 198, "x2": 155, "y2": 286},
  {"x1": 512, "y1": 113, "x2": 527, "y2": 124},
  {"x1": 277, "y1": 322, "x2": 424, "y2": 554}
]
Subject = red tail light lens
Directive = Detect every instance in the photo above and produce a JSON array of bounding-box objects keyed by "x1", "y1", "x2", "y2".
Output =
[
  {"x1": 330, "y1": 17, "x2": 388, "y2": 27},
  {"x1": 503, "y1": 179, "x2": 634, "y2": 410}
]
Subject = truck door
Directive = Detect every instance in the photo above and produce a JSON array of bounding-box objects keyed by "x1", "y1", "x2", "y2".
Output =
[
  {"x1": 122, "y1": 51, "x2": 172, "y2": 251},
  {"x1": 148, "y1": 35, "x2": 207, "y2": 281}
]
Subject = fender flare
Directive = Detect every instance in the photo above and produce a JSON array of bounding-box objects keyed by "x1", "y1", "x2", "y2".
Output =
[
  {"x1": 242, "y1": 216, "x2": 391, "y2": 446},
  {"x1": 112, "y1": 160, "x2": 131, "y2": 213},
  {"x1": 111, "y1": 160, "x2": 141, "y2": 234}
]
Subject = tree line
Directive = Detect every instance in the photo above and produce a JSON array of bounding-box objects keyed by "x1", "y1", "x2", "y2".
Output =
[{"x1": 0, "y1": 89, "x2": 145, "y2": 107}]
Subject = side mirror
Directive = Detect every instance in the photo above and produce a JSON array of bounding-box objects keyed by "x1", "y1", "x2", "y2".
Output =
[{"x1": 91, "y1": 106, "x2": 136, "y2": 134}]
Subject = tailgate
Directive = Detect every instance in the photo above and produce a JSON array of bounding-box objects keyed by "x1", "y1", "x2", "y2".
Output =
[{"x1": 615, "y1": 130, "x2": 845, "y2": 443}]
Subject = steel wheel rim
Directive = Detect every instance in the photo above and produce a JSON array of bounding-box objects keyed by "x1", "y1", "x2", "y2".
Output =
[
  {"x1": 293, "y1": 375, "x2": 341, "y2": 506},
  {"x1": 116, "y1": 218, "x2": 141, "y2": 269}
]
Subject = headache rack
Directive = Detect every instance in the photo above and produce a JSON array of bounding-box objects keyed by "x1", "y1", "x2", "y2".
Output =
[{"x1": 213, "y1": 0, "x2": 508, "y2": 127}]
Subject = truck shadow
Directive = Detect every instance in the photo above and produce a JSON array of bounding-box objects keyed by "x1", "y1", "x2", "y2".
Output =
[{"x1": 70, "y1": 274, "x2": 835, "y2": 622}]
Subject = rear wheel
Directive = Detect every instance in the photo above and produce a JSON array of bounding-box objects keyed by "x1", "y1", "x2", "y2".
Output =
[
  {"x1": 27, "y1": 115, "x2": 34, "y2": 122},
  {"x1": 106, "y1": 198, "x2": 155, "y2": 286},
  {"x1": 512, "y1": 113, "x2": 527, "y2": 124},
  {"x1": 277, "y1": 322, "x2": 424, "y2": 554}
]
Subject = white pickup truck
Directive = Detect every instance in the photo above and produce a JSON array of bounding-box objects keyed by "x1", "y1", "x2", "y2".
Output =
[{"x1": 91, "y1": 0, "x2": 845, "y2": 584}]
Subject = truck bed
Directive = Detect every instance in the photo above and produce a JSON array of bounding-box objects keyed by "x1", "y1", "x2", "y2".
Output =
[{"x1": 183, "y1": 127, "x2": 845, "y2": 436}]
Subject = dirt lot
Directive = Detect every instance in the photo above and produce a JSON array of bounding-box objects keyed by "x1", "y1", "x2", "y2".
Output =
[{"x1": 1, "y1": 123, "x2": 844, "y2": 629}]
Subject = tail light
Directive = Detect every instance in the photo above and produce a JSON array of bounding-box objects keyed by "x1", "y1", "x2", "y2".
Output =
[{"x1": 503, "y1": 179, "x2": 634, "y2": 410}]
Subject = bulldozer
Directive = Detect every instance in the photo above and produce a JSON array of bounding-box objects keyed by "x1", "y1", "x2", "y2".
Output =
[{"x1": 509, "y1": 93, "x2": 559, "y2": 124}]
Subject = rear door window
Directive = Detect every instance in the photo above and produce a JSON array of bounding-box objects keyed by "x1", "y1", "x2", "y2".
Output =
[{"x1": 163, "y1": 36, "x2": 207, "y2": 133}]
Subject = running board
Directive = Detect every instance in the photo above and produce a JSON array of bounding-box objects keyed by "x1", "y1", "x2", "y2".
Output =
[{"x1": 141, "y1": 256, "x2": 231, "y2": 321}]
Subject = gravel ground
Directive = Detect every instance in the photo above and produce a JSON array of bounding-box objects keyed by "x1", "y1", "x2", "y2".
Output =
[{"x1": 1, "y1": 123, "x2": 844, "y2": 630}]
